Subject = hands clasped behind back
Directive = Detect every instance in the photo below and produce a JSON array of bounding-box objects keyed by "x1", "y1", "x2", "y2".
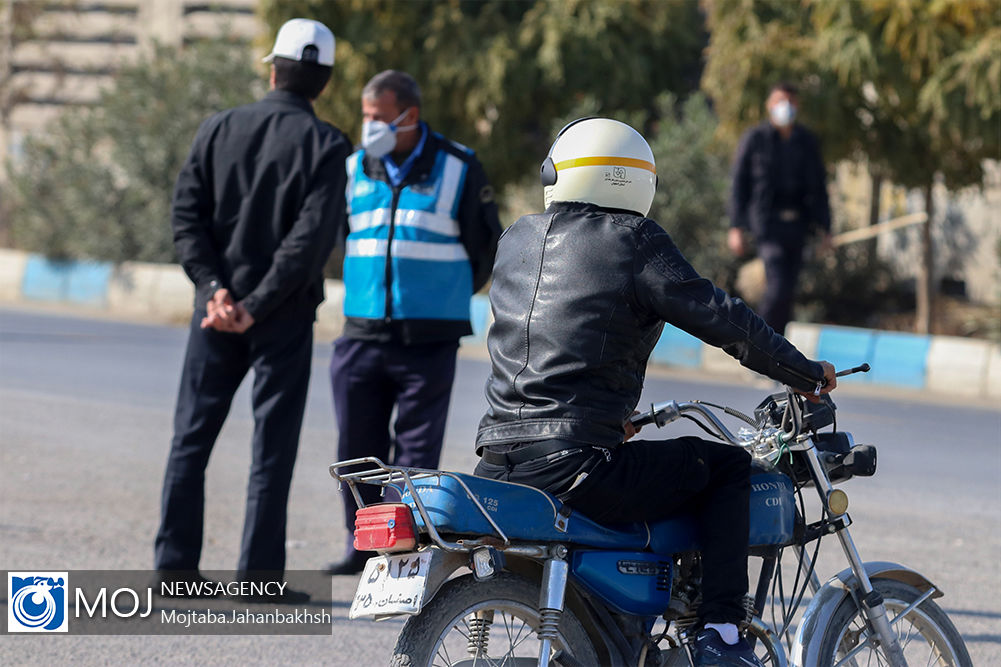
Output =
[{"x1": 200, "y1": 288, "x2": 256, "y2": 333}]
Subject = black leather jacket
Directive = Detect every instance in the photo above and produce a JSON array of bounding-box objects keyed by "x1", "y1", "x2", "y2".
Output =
[{"x1": 476, "y1": 202, "x2": 825, "y2": 452}]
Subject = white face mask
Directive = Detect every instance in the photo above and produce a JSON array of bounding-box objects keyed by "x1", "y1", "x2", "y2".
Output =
[
  {"x1": 361, "y1": 108, "x2": 417, "y2": 158},
  {"x1": 770, "y1": 99, "x2": 796, "y2": 128}
]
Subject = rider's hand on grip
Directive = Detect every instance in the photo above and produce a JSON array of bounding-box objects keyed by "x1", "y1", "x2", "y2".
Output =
[
  {"x1": 623, "y1": 411, "x2": 641, "y2": 441},
  {"x1": 796, "y1": 360, "x2": 837, "y2": 403}
]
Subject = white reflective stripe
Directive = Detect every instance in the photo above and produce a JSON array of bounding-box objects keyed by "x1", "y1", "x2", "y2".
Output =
[
  {"x1": 347, "y1": 239, "x2": 469, "y2": 262},
  {"x1": 394, "y1": 208, "x2": 460, "y2": 237},
  {"x1": 435, "y1": 154, "x2": 465, "y2": 217},
  {"x1": 349, "y1": 208, "x2": 391, "y2": 233},
  {"x1": 350, "y1": 208, "x2": 460, "y2": 237},
  {"x1": 345, "y1": 152, "x2": 360, "y2": 215}
]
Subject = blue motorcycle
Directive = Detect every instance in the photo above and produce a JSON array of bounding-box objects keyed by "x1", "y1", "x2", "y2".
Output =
[{"x1": 331, "y1": 367, "x2": 970, "y2": 667}]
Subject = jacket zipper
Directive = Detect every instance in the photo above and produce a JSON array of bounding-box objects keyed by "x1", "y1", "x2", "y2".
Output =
[{"x1": 383, "y1": 186, "x2": 401, "y2": 323}]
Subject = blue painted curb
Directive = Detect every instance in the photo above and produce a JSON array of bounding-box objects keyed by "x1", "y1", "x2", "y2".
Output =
[
  {"x1": 651, "y1": 324, "x2": 702, "y2": 369},
  {"x1": 869, "y1": 331, "x2": 931, "y2": 388},
  {"x1": 21, "y1": 255, "x2": 113, "y2": 307},
  {"x1": 816, "y1": 326, "x2": 877, "y2": 383},
  {"x1": 648, "y1": 322, "x2": 941, "y2": 392},
  {"x1": 3, "y1": 247, "x2": 994, "y2": 397},
  {"x1": 467, "y1": 294, "x2": 491, "y2": 342}
]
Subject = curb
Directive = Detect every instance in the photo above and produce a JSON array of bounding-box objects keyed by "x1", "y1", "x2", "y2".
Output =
[{"x1": 2, "y1": 250, "x2": 997, "y2": 400}]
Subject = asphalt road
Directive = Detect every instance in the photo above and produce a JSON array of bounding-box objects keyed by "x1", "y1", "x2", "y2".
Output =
[{"x1": 1, "y1": 306, "x2": 999, "y2": 664}]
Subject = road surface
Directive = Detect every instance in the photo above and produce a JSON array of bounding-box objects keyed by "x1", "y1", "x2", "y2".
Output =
[{"x1": 1, "y1": 307, "x2": 998, "y2": 664}]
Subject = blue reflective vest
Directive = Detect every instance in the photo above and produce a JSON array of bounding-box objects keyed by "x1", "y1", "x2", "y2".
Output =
[{"x1": 343, "y1": 141, "x2": 473, "y2": 322}]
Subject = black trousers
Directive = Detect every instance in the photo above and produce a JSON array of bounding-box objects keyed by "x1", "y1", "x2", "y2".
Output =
[
  {"x1": 330, "y1": 338, "x2": 458, "y2": 558},
  {"x1": 154, "y1": 307, "x2": 313, "y2": 575},
  {"x1": 476, "y1": 436, "x2": 751, "y2": 624},
  {"x1": 758, "y1": 241, "x2": 804, "y2": 336}
]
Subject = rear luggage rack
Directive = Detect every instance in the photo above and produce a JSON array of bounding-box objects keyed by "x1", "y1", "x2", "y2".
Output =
[{"x1": 330, "y1": 457, "x2": 510, "y2": 553}]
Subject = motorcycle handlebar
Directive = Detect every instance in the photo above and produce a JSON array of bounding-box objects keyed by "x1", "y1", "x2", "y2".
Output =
[
  {"x1": 631, "y1": 364, "x2": 869, "y2": 445},
  {"x1": 630, "y1": 400, "x2": 746, "y2": 445}
]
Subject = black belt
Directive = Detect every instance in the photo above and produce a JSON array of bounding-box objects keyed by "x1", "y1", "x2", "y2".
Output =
[{"x1": 479, "y1": 440, "x2": 588, "y2": 466}]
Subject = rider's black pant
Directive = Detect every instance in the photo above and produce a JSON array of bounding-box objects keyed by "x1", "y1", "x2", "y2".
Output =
[{"x1": 476, "y1": 436, "x2": 751, "y2": 625}]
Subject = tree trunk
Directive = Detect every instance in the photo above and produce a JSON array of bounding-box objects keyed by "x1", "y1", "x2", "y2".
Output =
[
  {"x1": 915, "y1": 184, "x2": 935, "y2": 334},
  {"x1": 866, "y1": 170, "x2": 883, "y2": 267}
]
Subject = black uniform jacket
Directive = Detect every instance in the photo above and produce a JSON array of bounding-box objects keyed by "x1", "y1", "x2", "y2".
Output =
[
  {"x1": 476, "y1": 202, "x2": 826, "y2": 451},
  {"x1": 729, "y1": 122, "x2": 830, "y2": 246},
  {"x1": 172, "y1": 90, "x2": 351, "y2": 321},
  {"x1": 342, "y1": 129, "x2": 502, "y2": 344}
]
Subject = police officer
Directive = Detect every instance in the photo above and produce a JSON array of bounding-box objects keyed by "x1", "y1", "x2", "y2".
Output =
[
  {"x1": 475, "y1": 118, "x2": 836, "y2": 666},
  {"x1": 728, "y1": 82, "x2": 832, "y2": 335},
  {"x1": 326, "y1": 70, "x2": 501, "y2": 575},
  {"x1": 154, "y1": 19, "x2": 350, "y2": 599}
]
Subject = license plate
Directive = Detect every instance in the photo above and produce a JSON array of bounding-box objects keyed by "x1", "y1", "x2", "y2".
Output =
[{"x1": 349, "y1": 551, "x2": 432, "y2": 619}]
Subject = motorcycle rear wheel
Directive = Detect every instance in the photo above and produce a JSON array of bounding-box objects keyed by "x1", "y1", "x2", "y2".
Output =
[
  {"x1": 390, "y1": 572, "x2": 598, "y2": 667},
  {"x1": 817, "y1": 578, "x2": 972, "y2": 666}
]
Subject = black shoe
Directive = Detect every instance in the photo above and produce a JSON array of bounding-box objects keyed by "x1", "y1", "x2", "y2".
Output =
[
  {"x1": 153, "y1": 570, "x2": 220, "y2": 599},
  {"x1": 692, "y1": 628, "x2": 764, "y2": 667},
  {"x1": 239, "y1": 587, "x2": 311, "y2": 605},
  {"x1": 324, "y1": 551, "x2": 370, "y2": 576}
]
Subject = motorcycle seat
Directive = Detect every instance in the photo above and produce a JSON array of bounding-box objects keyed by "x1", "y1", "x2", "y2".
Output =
[
  {"x1": 399, "y1": 471, "x2": 688, "y2": 551},
  {"x1": 394, "y1": 468, "x2": 791, "y2": 554}
]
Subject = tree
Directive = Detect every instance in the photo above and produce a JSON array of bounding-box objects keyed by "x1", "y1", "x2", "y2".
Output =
[
  {"x1": 6, "y1": 39, "x2": 261, "y2": 262},
  {"x1": 259, "y1": 0, "x2": 705, "y2": 191},
  {"x1": 646, "y1": 92, "x2": 733, "y2": 284},
  {"x1": 0, "y1": 0, "x2": 48, "y2": 245},
  {"x1": 811, "y1": 0, "x2": 999, "y2": 333},
  {"x1": 701, "y1": 0, "x2": 1001, "y2": 333}
]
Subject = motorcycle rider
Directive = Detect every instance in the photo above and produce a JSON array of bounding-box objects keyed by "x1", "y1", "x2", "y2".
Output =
[{"x1": 475, "y1": 118, "x2": 836, "y2": 666}]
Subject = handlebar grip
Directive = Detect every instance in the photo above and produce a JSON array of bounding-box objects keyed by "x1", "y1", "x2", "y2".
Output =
[
  {"x1": 630, "y1": 400, "x2": 681, "y2": 430},
  {"x1": 835, "y1": 363, "x2": 871, "y2": 378},
  {"x1": 630, "y1": 413, "x2": 654, "y2": 428}
]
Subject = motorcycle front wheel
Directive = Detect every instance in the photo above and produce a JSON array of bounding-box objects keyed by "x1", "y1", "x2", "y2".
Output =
[
  {"x1": 390, "y1": 572, "x2": 598, "y2": 667},
  {"x1": 817, "y1": 578, "x2": 972, "y2": 666}
]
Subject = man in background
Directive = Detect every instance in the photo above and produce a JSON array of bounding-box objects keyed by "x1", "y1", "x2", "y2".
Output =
[
  {"x1": 728, "y1": 82, "x2": 832, "y2": 335},
  {"x1": 327, "y1": 70, "x2": 501, "y2": 576},
  {"x1": 155, "y1": 19, "x2": 349, "y2": 600}
]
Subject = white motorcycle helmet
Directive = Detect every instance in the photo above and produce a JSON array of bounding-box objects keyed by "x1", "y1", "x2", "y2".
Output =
[{"x1": 540, "y1": 117, "x2": 657, "y2": 216}]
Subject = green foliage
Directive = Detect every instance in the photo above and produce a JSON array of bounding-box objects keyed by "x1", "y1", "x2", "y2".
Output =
[
  {"x1": 259, "y1": 0, "x2": 704, "y2": 190},
  {"x1": 646, "y1": 93, "x2": 732, "y2": 284},
  {"x1": 702, "y1": 0, "x2": 1001, "y2": 189},
  {"x1": 701, "y1": 0, "x2": 819, "y2": 147},
  {"x1": 797, "y1": 243, "x2": 911, "y2": 328},
  {"x1": 7, "y1": 39, "x2": 261, "y2": 262},
  {"x1": 702, "y1": 0, "x2": 1000, "y2": 333}
]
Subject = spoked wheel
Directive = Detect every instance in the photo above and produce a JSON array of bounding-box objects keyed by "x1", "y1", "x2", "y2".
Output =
[
  {"x1": 818, "y1": 578, "x2": 972, "y2": 667},
  {"x1": 390, "y1": 572, "x2": 598, "y2": 667}
]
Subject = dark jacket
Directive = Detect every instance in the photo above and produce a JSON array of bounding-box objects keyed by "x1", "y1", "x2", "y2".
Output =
[
  {"x1": 729, "y1": 122, "x2": 830, "y2": 246},
  {"x1": 476, "y1": 202, "x2": 825, "y2": 451},
  {"x1": 172, "y1": 90, "x2": 351, "y2": 321},
  {"x1": 342, "y1": 128, "x2": 502, "y2": 344}
]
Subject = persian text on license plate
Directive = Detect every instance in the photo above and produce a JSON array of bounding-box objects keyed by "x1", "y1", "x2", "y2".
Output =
[{"x1": 349, "y1": 551, "x2": 432, "y2": 619}]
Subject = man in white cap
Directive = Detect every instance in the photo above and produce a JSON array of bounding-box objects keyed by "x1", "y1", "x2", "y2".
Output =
[{"x1": 154, "y1": 19, "x2": 349, "y2": 602}]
